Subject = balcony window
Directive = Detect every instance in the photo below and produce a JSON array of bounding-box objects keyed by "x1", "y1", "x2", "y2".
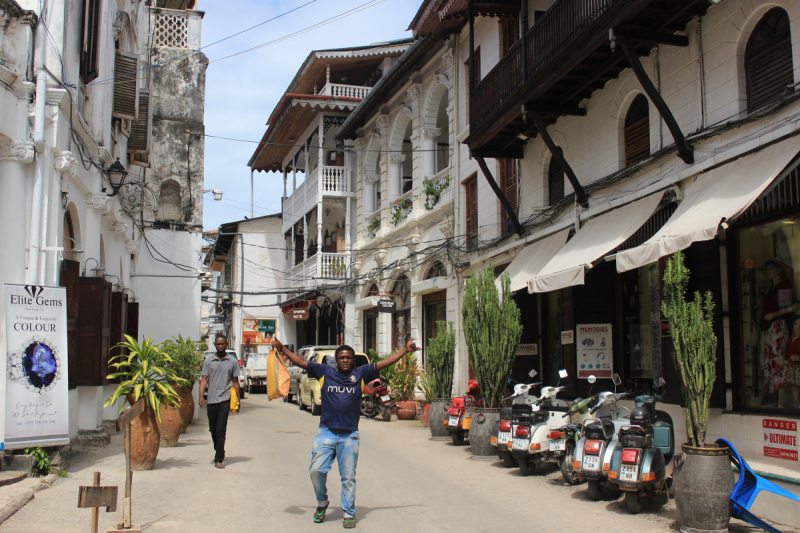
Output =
[
  {"x1": 500, "y1": 16, "x2": 520, "y2": 55},
  {"x1": 500, "y1": 159, "x2": 519, "y2": 237},
  {"x1": 548, "y1": 152, "x2": 564, "y2": 206},
  {"x1": 746, "y1": 8, "x2": 793, "y2": 112},
  {"x1": 624, "y1": 94, "x2": 650, "y2": 167},
  {"x1": 435, "y1": 89, "x2": 451, "y2": 173},
  {"x1": 464, "y1": 174, "x2": 479, "y2": 250}
]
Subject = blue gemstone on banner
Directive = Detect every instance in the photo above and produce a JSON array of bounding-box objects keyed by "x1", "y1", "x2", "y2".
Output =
[{"x1": 22, "y1": 342, "x2": 57, "y2": 389}]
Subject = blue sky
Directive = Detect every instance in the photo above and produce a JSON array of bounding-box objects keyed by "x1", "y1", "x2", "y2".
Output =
[{"x1": 200, "y1": 0, "x2": 420, "y2": 231}]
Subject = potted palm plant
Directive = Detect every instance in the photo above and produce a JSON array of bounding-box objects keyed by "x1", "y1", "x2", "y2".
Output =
[
  {"x1": 104, "y1": 336, "x2": 185, "y2": 470},
  {"x1": 462, "y1": 266, "x2": 522, "y2": 457},
  {"x1": 426, "y1": 320, "x2": 455, "y2": 439},
  {"x1": 390, "y1": 351, "x2": 420, "y2": 420},
  {"x1": 160, "y1": 336, "x2": 205, "y2": 442},
  {"x1": 417, "y1": 370, "x2": 433, "y2": 427},
  {"x1": 662, "y1": 251, "x2": 734, "y2": 532}
]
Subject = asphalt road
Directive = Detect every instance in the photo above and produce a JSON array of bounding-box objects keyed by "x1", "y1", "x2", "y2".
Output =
[{"x1": 0, "y1": 394, "x2": 765, "y2": 532}]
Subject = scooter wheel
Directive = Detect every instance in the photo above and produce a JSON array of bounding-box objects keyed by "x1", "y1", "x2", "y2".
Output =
[
  {"x1": 380, "y1": 405, "x2": 392, "y2": 421},
  {"x1": 587, "y1": 480, "x2": 602, "y2": 501},
  {"x1": 451, "y1": 432, "x2": 465, "y2": 446},
  {"x1": 518, "y1": 457, "x2": 536, "y2": 476},
  {"x1": 626, "y1": 491, "x2": 641, "y2": 514},
  {"x1": 559, "y1": 442, "x2": 581, "y2": 485},
  {"x1": 502, "y1": 452, "x2": 517, "y2": 468}
]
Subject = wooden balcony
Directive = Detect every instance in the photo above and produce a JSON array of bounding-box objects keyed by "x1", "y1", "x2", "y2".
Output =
[{"x1": 466, "y1": 0, "x2": 708, "y2": 157}]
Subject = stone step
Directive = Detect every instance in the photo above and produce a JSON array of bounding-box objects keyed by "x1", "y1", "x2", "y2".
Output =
[
  {"x1": 75, "y1": 429, "x2": 110, "y2": 447},
  {"x1": 0, "y1": 472, "x2": 27, "y2": 488},
  {"x1": 100, "y1": 420, "x2": 119, "y2": 433}
]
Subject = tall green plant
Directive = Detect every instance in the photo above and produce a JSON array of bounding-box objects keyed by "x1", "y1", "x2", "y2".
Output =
[
  {"x1": 161, "y1": 335, "x2": 205, "y2": 386},
  {"x1": 368, "y1": 348, "x2": 397, "y2": 381},
  {"x1": 661, "y1": 251, "x2": 717, "y2": 447},
  {"x1": 426, "y1": 320, "x2": 455, "y2": 398},
  {"x1": 390, "y1": 351, "x2": 420, "y2": 401},
  {"x1": 105, "y1": 336, "x2": 185, "y2": 422},
  {"x1": 461, "y1": 265, "x2": 523, "y2": 408}
]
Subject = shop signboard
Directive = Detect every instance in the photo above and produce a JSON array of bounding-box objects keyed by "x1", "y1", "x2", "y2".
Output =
[
  {"x1": 242, "y1": 319, "x2": 276, "y2": 344},
  {"x1": 763, "y1": 418, "x2": 798, "y2": 461},
  {"x1": 517, "y1": 343, "x2": 538, "y2": 356},
  {"x1": 576, "y1": 324, "x2": 613, "y2": 379},
  {"x1": 4, "y1": 284, "x2": 70, "y2": 449},
  {"x1": 561, "y1": 330, "x2": 574, "y2": 345},
  {"x1": 290, "y1": 309, "x2": 309, "y2": 321},
  {"x1": 377, "y1": 300, "x2": 396, "y2": 313}
]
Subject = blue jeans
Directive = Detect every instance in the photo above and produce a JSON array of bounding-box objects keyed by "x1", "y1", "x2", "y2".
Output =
[{"x1": 309, "y1": 428, "x2": 359, "y2": 518}]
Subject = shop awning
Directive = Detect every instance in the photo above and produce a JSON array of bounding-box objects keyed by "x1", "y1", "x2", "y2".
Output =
[
  {"x1": 616, "y1": 138, "x2": 800, "y2": 273},
  {"x1": 500, "y1": 229, "x2": 571, "y2": 293},
  {"x1": 528, "y1": 192, "x2": 664, "y2": 293}
]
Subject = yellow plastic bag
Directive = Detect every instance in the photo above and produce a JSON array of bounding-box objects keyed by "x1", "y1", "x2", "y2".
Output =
[
  {"x1": 230, "y1": 386, "x2": 239, "y2": 414},
  {"x1": 267, "y1": 348, "x2": 290, "y2": 400}
]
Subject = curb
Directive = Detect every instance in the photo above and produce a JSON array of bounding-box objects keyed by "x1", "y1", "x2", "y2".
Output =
[{"x1": 0, "y1": 474, "x2": 58, "y2": 525}]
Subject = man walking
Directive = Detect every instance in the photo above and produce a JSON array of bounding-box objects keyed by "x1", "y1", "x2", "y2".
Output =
[
  {"x1": 272, "y1": 338, "x2": 418, "y2": 528},
  {"x1": 199, "y1": 334, "x2": 241, "y2": 469}
]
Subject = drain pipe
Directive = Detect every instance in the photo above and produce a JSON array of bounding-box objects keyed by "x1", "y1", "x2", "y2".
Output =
[{"x1": 28, "y1": 16, "x2": 48, "y2": 284}]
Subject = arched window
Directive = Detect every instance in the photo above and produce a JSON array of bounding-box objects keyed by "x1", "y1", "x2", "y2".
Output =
[
  {"x1": 548, "y1": 151, "x2": 564, "y2": 206},
  {"x1": 159, "y1": 179, "x2": 182, "y2": 221},
  {"x1": 63, "y1": 211, "x2": 75, "y2": 252},
  {"x1": 426, "y1": 261, "x2": 446, "y2": 279},
  {"x1": 435, "y1": 89, "x2": 450, "y2": 172},
  {"x1": 746, "y1": 8, "x2": 793, "y2": 112},
  {"x1": 625, "y1": 94, "x2": 650, "y2": 167}
]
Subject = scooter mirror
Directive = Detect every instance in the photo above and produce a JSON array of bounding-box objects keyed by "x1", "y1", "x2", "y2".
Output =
[
  {"x1": 558, "y1": 369, "x2": 568, "y2": 379},
  {"x1": 587, "y1": 375, "x2": 597, "y2": 384},
  {"x1": 528, "y1": 369, "x2": 538, "y2": 378},
  {"x1": 612, "y1": 373, "x2": 622, "y2": 386}
]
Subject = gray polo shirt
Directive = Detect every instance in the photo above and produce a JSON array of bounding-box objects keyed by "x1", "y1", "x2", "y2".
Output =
[{"x1": 202, "y1": 353, "x2": 239, "y2": 405}]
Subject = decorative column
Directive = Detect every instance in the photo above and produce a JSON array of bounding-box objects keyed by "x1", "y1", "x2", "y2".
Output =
[
  {"x1": 303, "y1": 215, "x2": 308, "y2": 261},
  {"x1": 292, "y1": 153, "x2": 298, "y2": 191},
  {"x1": 364, "y1": 174, "x2": 378, "y2": 214},
  {"x1": 282, "y1": 168, "x2": 288, "y2": 198},
  {"x1": 421, "y1": 128, "x2": 440, "y2": 178},
  {"x1": 316, "y1": 202, "x2": 323, "y2": 276},
  {"x1": 317, "y1": 117, "x2": 325, "y2": 177},
  {"x1": 291, "y1": 225, "x2": 295, "y2": 266},
  {"x1": 388, "y1": 154, "x2": 406, "y2": 199},
  {"x1": 345, "y1": 197, "x2": 352, "y2": 254},
  {"x1": 0, "y1": 140, "x2": 35, "y2": 286}
]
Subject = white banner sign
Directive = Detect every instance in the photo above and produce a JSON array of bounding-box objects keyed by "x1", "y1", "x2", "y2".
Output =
[
  {"x1": 4, "y1": 284, "x2": 70, "y2": 449},
  {"x1": 577, "y1": 324, "x2": 613, "y2": 379}
]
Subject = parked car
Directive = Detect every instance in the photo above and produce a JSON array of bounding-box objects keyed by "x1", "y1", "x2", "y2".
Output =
[
  {"x1": 204, "y1": 349, "x2": 246, "y2": 399},
  {"x1": 243, "y1": 350, "x2": 267, "y2": 394},
  {"x1": 297, "y1": 347, "x2": 370, "y2": 415}
]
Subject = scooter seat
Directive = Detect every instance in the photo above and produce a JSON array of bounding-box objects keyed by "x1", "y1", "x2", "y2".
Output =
[{"x1": 584, "y1": 419, "x2": 615, "y2": 440}]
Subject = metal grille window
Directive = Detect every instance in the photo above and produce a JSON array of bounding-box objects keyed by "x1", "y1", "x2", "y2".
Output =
[
  {"x1": 746, "y1": 8, "x2": 793, "y2": 113},
  {"x1": 500, "y1": 159, "x2": 519, "y2": 237},
  {"x1": 625, "y1": 94, "x2": 650, "y2": 167},
  {"x1": 464, "y1": 175, "x2": 478, "y2": 250},
  {"x1": 548, "y1": 153, "x2": 564, "y2": 206}
]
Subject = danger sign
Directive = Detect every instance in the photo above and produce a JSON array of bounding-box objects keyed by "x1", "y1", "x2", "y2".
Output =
[{"x1": 763, "y1": 418, "x2": 798, "y2": 461}]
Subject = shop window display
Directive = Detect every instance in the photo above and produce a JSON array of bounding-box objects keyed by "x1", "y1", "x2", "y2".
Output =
[
  {"x1": 738, "y1": 219, "x2": 800, "y2": 410},
  {"x1": 620, "y1": 266, "x2": 655, "y2": 390}
]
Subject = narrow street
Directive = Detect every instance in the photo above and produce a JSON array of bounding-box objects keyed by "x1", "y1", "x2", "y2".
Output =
[{"x1": 0, "y1": 394, "x2": 722, "y2": 533}]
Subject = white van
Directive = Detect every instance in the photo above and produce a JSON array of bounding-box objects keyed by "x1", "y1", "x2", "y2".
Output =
[{"x1": 244, "y1": 351, "x2": 268, "y2": 393}]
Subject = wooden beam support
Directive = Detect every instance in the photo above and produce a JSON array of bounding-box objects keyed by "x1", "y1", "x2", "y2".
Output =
[
  {"x1": 472, "y1": 148, "x2": 525, "y2": 160},
  {"x1": 524, "y1": 104, "x2": 587, "y2": 117},
  {"x1": 474, "y1": 156, "x2": 526, "y2": 237},
  {"x1": 615, "y1": 29, "x2": 689, "y2": 47},
  {"x1": 530, "y1": 112, "x2": 589, "y2": 208},
  {"x1": 616, "y1": 34, "x2": 694, "y2": 164}
]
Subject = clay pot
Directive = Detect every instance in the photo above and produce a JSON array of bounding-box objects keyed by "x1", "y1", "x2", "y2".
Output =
[
  {"x1": 175, "y1": 384, "x2": 195, "y2": 434},
  {"x1": 395, "y1": 400, "x2": 417, "y2": 420},
  {"x1": 420, "y1": 402, "x2": 431, "y2": 427},
  {"x1": 429, "y1": 399, "x2": 450, "y2": 439},
  {"x1": 124, "y1": 396, "x2": 160, "y2": 471},
  {"x1": 673, "y1": 442, "x2": 735, "y2": 532},
  {"x1": 157, "y1": 402, "x2": 182, "y2": 448},
  {"x1": 468, "y1": 408, "x2": 501, "y2": 458}
]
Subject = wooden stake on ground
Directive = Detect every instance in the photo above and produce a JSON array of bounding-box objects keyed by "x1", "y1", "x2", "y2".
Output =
[
  {"x1": 108, "y1": 399, "x2": 144, "y2": 533},
  {"x1": 77, "y1": 471, "x2": 117, "y2": 533}
]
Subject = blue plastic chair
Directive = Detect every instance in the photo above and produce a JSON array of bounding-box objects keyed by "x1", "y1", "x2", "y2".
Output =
[{"x1": 717, "y1": 438, "x2": 800, "y2": 533}]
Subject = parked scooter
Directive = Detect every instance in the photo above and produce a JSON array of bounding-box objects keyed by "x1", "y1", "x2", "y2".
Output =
[
  {"x1": 360, "y1": 376, "x2": 396, "y2": 421},
  {"x1": 492, "y1": 379, "x2": 540, "y2": 467},
  {"x1": 607, "y1": 378, "x2": 675, "y2": 514},
  {"x1": 572, "y1": 373, "x2": 631, "y2": 498},
  {"x1": 445, "y1": 380, "x2": 483, "y2": 445}
]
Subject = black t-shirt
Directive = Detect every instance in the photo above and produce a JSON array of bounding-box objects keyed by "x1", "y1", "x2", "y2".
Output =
[{"x1": 307, "y1": 361, "x2": 379, "y2": 431}]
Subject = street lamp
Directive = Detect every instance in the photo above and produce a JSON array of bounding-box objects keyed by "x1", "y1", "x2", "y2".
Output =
[
  {"x1": 104, "y1": 158, "x2": 128, "y2": 197},
  {"x1": 203, "y1": 189, "x2": 224, "y2": 201}
]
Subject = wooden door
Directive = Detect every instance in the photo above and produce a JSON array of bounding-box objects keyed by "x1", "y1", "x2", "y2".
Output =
[
  {"x1": 108, "y1": 292, "x2": 129, "y2": 384},
  {"x1": 75, "y1": 277, "x2": 112, "y2": 385},
  {"x1": 60, "y1": 260, "x2": 80, "y2": 389},
  {"x1": 126, "y1": 302, "x2": 140, "y2": 344}
]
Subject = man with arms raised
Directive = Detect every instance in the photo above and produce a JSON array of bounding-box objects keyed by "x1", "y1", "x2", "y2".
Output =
[{"x1": 271, "y1": 338, "x2": 419, "y2": 529}]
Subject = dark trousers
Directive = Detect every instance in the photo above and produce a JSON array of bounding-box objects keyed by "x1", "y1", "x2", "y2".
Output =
[{"x1": 207, "y1": 401, "x2": 230, "y2": 463}]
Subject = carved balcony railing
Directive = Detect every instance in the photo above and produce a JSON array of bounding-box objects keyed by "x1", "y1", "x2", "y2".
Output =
[
  {"x1": 321, "y1": 166, "x2": 349, "y2": 193},
  {"x1": 470, "y1": 0, "x2": 612, "y2": 130},
  {"x1": 319, "y1": 252, "x2": 351, "y2": 281},
  {"x1": 319, "y1": 83, "x2": 371, "y2": 99}
]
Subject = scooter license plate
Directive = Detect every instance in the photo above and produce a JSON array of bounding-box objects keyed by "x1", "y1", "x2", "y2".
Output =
[
  {"x1": 512, "y1": 438, "x2": 529, "y2": 451},
  {"x1": 448, "y1": 416, "x2": 460, "y2": 427},
  {"x1": 550, "y1": 439, "x2": 566, "y2": 452},
  {"x1": 582, "y1": 455, "x2": 600, "y2": 471},
  {"x1": 380, "y1": 394, "x2": 391, "y2": 402},
  {"x1": 498, "y1": 432, "x2": 511, "y2": 445},
  {"x1": 620, "y1": 464, "x2": 638, "y2": 481}
]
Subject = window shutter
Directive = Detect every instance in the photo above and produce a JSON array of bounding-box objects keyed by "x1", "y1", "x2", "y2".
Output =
[
  {"x1": 624, "y1": 117, "x2": 650, "y2": 166},
  {"x1": 113, "y1": 50, "x2": 139, "y2": 120},
  {"x1": 80, "y1": 0, "x2": 101, "y2": 82},
  {"x1": 127, "y1": 90, "x2": 151, "y2": 153},
  {"x1": 549, "y1": 157, "x2": 564, "y2": 206},
  {"x1": 504, "y1": 160, "x2": 518, "y2": 213},
  {"x1": 747, "y1": 39, "x2": 793, "y2": 111},
  {"x1": 74, "y1": 277, "x2": 112, "y2": 386},
  {"x1": 59, "y1": 260, "x2": 80, "y2": 389}
]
